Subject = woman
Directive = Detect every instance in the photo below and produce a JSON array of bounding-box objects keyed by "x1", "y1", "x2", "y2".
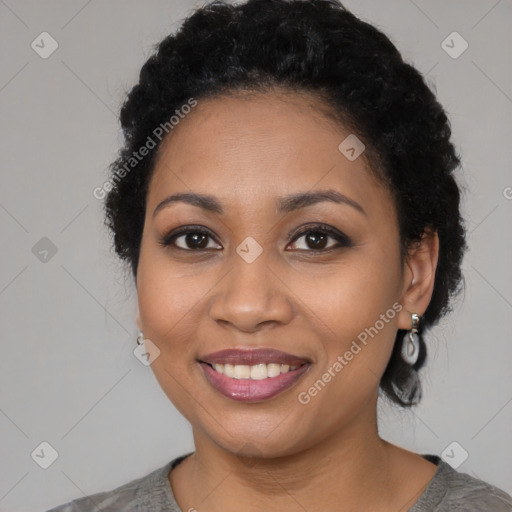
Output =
[{"x1": 48, "y1": 0, "x2": 512, "y2": 510}]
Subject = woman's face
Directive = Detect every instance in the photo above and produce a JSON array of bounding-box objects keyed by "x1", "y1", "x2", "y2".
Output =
[{"x1": 136, "y1": 90, "x2": 413, "y2": 457}]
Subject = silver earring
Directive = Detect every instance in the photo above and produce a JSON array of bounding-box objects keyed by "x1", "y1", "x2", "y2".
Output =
[
  {"x1": 137, "y1": 331, "x2": 144, "y2": 345},
  {"x1": 401, "y1": 313, "x2": 420, "y2": 365}
]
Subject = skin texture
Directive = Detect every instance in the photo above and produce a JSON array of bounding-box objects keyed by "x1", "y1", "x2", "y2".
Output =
[{"x1": 135, "y1": 90, "x2": 440, "y2": 511}]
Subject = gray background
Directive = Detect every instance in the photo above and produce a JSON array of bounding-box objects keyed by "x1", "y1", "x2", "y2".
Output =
[{"x1": 0, "y1": 1, "x2": 511, "y2": 510}]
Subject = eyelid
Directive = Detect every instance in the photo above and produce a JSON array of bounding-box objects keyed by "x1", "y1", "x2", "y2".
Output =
[
  {"x1": 159, "y1": 225, "x2": 222, "y2": 249},
  {"x1": 159, "y1": 223, "x2": 352, "y2": 251},
  {"x1": 287, "y1": 223, "x2": 352, "y2": 249}
]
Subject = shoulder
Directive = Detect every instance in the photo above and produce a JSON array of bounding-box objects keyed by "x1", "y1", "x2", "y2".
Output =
[
  {"x1": 45, "y1": 454, "x2": 190, "y2": 512},
  {"x1": 45, "y1": 468, "x2": 158, "y2": 512},
  {"x1": 411, "y1": 455, "x2": 512, "y2": 512}
]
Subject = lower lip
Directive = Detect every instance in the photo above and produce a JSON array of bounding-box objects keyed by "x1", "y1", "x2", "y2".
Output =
[{"x1": 199, "y1": 362, "x2": 310, "y2": 403}]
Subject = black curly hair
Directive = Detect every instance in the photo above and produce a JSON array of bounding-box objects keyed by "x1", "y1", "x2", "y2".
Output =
[{"x1": 103, "y1": 0, "x2": 466, "y2": 407}]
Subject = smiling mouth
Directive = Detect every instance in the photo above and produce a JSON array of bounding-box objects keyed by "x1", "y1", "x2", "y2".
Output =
[
  {"x1": 202, "y1": 361, "x2": 308, "y2": 380},
  {"x1": 197, "y1": 347, "x2": 312, "y2": 401},
  {"x1": 198, "y1": 360, "x2": 311, "y2": 402}
]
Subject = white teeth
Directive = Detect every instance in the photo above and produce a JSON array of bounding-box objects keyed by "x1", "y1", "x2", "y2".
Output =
[
  {"x1": 224, "y1": 363, "x2": 235, "y2": 378},
  {"x1": 267, "y1": 363, "x2": 281, "y2": 378},
  {"x1": 209, "y1": 362, "x2": 302, "y2": 379},
  {"x1": 250, "y1": 364, "x2": 268, "y2": 380},
  {"x1": 233, "y1": 365, "x2": 251, "y2": 379}
]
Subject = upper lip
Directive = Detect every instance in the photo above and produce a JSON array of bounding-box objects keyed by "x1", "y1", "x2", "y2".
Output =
[{"x1": 198, "y1": 348, "x2": 311, "y2": 366}]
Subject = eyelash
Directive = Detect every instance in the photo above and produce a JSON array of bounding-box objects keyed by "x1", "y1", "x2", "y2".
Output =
[{"x1": 158, "y1": 223, "x2": 353, "y2": 253}]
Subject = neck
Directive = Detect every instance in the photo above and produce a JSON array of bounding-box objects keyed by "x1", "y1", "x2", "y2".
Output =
[{"x1": 169, "y1": 396, "x2": 425, "y2": 511}]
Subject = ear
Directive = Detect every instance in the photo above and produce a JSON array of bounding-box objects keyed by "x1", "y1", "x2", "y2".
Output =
[
  {"x1": 136, "y1": 311, "x2": 142, "y2": 331},
  {"x1": 397, "y1": 229, "x2": 439, "y2": 330}
]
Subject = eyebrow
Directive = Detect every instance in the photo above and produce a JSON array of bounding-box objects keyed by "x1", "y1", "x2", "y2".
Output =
[{"x1": 152, "y1": 189, "x2": 366, "y2": 218}]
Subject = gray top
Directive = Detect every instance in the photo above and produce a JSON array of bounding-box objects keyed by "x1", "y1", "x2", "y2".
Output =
[{"x1": 47, "y1": 453, "x2": 512, "y2": 511}]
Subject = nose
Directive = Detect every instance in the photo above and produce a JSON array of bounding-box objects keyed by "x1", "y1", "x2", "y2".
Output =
[{"x1": 208, "y1": 252, "x2": 294, "y2": 333}]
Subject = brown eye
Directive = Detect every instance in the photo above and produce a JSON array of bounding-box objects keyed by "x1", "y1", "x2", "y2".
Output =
[
  {"x1": 288, "y1": 224, "x2": 352, "y2": 252},
  {"x1": 177, "y1": 232, "x2": 210, "y2": 249},
  {"x1": 160, "y1": 227, "x2": 222, "y2": 251}
]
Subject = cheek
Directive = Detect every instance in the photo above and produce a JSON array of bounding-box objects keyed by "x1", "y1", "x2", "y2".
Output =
[
  {"x1": 136, "y1": 244, "x2": 208, "y2": 344},
  {"x1": 288, "y1": 246, "x2": 402, "y2": 385},
  {"x1": 291, "y1": 251, "x2": 401, "y2": 333},
  {"x1": 136, "y1": 251, "x2": 208, "y2": 420}
]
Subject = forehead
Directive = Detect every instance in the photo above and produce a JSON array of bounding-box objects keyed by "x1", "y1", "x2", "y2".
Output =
[{"x1": 147, "y1": 90, "x2": 391, "y2": 216}]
